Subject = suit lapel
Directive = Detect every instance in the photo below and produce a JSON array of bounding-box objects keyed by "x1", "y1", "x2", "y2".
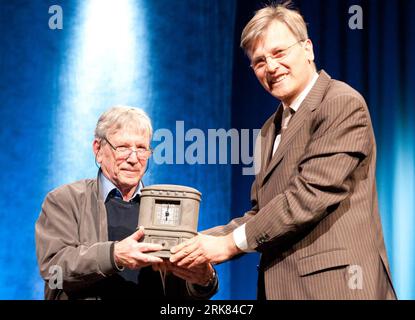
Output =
[
  {"x1": 257, "y1": 106, "x2": 283, "y2": 185},
  {"x1": 264, "y1": 103, "x2": 310, "y2": 178},
  {"x1": 259, "y1": 70, "x2": 332, "y2": 187}
]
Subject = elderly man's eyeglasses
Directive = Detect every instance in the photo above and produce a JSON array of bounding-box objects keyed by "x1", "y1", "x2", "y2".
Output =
[
  {"x1": 103, "y1": 137, "x2": 153, "y2": 160},
  {"x1": 250, "y1": 40, "x2": 304, "y2": 72}
]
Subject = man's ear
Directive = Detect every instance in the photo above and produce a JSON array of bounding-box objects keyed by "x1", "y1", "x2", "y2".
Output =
[
  {"x1": 303, "y1": 39, "x2": 315, "y2": 63},
  {"x1": 93, "y1": 139, "x2": 102, "y2": 163}
]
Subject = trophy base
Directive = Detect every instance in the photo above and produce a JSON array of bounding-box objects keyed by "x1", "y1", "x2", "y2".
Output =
[
  {"x1": 142, "y1": 231, "x2": 196, "y2": 259},
  {"x1": 149, "y1": 250, "x2": 172, "y2": 259}
]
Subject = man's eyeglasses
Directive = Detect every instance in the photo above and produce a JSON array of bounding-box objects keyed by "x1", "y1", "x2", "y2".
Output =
[
  {"x1": 250, "y1": 40, "x2": 304, "y2": 72},
  {"x1": 103, "y1": 137, "x2": 153, "y2": 160}
]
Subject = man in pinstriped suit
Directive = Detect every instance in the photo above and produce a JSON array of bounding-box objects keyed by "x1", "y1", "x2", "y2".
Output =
[{"x1": 170, "y1": 2, "x2": 396, "y2": 299}]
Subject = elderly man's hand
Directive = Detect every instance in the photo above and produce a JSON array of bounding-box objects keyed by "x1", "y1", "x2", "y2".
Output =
[
  {"x1": 114, "y1": 226, "x2": 163, "y2": 269},
  {"x1": 169, "y1": 233, "x2": 241, "y2": 268},
  {"x1": 154, "y1": 260, "x2": 216, "y2": 286}
]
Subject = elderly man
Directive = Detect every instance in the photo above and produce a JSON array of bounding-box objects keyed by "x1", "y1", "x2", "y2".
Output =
[
  {"x1": 35, "y1": 106, "x2": 217, "y2": 299},
  {"x1": 170, "y1": 2, "x2": 396, "y2": 300}
]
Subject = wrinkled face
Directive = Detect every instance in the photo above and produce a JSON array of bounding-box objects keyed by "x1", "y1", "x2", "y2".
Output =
[
  {"x1": 250, "y1": 20, "x2": 315, "y2": 105},
  {"x1": 93, "y1": 128, "x2": 150, "y2": 193}
]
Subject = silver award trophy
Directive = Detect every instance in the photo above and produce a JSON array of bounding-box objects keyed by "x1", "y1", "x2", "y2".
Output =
[{"x1": 138, "y1": 184, "x2": 201, "y2": 258}]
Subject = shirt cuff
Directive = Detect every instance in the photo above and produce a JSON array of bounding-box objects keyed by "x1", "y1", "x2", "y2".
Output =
[
  {"x1": 233, "y1": 224, "x2": 256, "y2": 253},
  {"x1": 186, "y1": 269, "x2": 218, "y2": 299}
]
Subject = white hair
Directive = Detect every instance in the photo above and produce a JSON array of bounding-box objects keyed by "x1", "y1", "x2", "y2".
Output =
[{"x1": 94, "y1": 105, "x2": 153, "y2": 140}]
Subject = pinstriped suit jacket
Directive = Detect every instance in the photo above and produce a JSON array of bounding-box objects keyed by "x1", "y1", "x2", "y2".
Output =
[{"x1": 208, "y1": 70, "x2": 396, "y2": 299}]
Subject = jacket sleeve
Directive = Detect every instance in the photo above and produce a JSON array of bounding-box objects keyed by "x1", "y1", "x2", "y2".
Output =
[
  {"x1": 244, "y1": 93, "x2": 372, "y2": 251},
  {"x1": 35, "y1": 187, "x2": 116, "y2": 293}
]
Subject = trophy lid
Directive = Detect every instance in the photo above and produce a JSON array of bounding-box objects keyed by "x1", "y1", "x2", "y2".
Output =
[{"x1": 141, "y1": 184, "x2": 202, "y2": 201}]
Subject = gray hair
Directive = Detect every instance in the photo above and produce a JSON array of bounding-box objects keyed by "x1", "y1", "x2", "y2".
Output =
[
  {"x1": 240, "y1": 1, "x2": 309, "y2": 57},
  {"x1": 94, "y1": 106, "x2": 153, "y2": 140}
]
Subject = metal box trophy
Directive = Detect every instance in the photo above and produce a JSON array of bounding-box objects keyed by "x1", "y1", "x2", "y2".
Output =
[{"x1": 138, "y1": 184, "x2": 201, "y2": 258}]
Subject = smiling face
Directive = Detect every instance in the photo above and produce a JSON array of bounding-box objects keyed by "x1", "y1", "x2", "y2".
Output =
[
  {"x1": 250, "y1": 20, "x2": 316, "y2": 105},
  {"x1": 93, "y1": 127, "x2": 150, "y2": 199}
]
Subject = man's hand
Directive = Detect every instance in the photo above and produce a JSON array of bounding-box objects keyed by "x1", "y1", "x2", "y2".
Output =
[
  {"x1": 154, "y1": 261, "x2": 216, "y2": 286},
  {"x1": 169, "y1": 233, "x2": 241, "y2": 268},
  {"x1": 114, "y1": 227, "x2": 163, "y2": 269}
]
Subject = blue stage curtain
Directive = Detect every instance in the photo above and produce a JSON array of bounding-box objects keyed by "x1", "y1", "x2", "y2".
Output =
[
  {"x1": 0, "y1": 0, "x2": 414, "y2": 300},
  {"x1": 0, "y1": 0, "x2": 235, "y2": 300}
]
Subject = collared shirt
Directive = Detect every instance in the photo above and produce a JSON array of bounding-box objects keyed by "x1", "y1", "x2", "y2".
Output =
[
  {"x1": 98, "y1": 170, "x2": 142, "y2": 203},
  {"x1": 272, "y1": 72, "x2": 319, "y2": 156},
  {"x1": 234, "y1": 72, "x2": 319, "y2": 253}
]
